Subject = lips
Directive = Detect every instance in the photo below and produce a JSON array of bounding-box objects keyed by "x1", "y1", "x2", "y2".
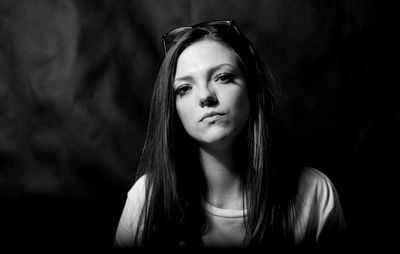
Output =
[{"x1": 199, "y1": 112, "x2": 225, "y2": 122}]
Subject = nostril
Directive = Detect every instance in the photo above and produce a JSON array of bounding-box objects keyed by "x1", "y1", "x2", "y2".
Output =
[{"x1": 200, "y1": 95, "x2": 218, "y2": 107}]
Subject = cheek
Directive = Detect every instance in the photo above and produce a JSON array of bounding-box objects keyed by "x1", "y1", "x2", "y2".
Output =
[
  {"x1": 176, "y1": 101, "x2": 195, "y2": 128},
  {"x1": 231, "y1": 89, "x2": 250, "y2": 119}
]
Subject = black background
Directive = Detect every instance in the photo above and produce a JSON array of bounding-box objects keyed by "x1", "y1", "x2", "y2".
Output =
[{"x1": 1, "y1": 0, "x2": 398, "y2": 251}]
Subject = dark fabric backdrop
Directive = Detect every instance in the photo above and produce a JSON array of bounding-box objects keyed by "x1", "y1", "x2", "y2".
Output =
[{"x1": 1, "y1": 0, "x2": 398, "y2": 251}]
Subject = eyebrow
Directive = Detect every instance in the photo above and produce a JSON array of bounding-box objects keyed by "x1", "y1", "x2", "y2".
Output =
[{"x1": 174, "y1": 63, "x2": 236, "y2": 84}]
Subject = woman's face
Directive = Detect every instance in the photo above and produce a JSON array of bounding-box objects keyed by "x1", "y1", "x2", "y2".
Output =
[{"x1": 173, "y1": 39, "x2": 250, "y2": 148}]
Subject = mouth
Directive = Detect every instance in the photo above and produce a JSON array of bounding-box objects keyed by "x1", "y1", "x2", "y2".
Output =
[{"x1": 199, "y1": 112, "x2": 226, "y2": 122}]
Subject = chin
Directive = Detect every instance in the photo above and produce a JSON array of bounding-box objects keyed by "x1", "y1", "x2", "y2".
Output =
[{"x1": 196, "y1": 129, "x2": 238, "y2": 146}]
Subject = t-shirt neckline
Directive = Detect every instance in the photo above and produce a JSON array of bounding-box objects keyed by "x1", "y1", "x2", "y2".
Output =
[{"x1": 202, "y1": 200, "x2": 247, "y2": 218}]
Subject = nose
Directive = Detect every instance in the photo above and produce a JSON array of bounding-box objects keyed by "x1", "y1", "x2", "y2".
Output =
[{"x1": 199, "y1": 85, "x2": 218, "y2": 108}]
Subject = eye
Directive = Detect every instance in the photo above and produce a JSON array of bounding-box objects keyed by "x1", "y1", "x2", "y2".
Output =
[
  {"x1": 175, "y1": 85, "x2": 192, "y2": 97},
  {"x1": 215, "y1": 73, "x2": 234, "y2": 84}
]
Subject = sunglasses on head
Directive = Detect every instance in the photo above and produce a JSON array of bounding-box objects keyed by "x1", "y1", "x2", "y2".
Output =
[{"x1": 162, "y1": 19, "x2": 241, "y2": 55}]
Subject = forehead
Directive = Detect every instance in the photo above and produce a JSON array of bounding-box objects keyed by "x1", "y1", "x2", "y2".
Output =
[{"x1": 175, "y1": 39, "x2": 240, "y2": 76}]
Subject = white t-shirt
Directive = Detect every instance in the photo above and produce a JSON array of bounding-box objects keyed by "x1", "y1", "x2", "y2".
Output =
[{"x1": 114, "y1": 168, "x2": 346, "y2": 248}]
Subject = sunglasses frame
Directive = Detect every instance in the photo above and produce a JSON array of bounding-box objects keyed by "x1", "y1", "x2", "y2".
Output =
[{"x1": 161, "y1": 19, "x2": 240, "y2": 55}]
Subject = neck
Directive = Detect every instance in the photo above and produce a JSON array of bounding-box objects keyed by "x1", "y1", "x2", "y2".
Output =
[{"x1": 198, "y1": 142, "x2": 243, "y2": 210}]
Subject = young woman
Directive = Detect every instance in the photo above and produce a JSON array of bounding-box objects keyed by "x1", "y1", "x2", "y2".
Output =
[{"x1": 115, "y1": 20, "x2": 346, "y2": 249}]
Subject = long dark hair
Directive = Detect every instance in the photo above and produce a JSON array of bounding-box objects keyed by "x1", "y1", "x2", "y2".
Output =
[{"x1": 135, "y1": 21, "x2": 295, "y2": 248}]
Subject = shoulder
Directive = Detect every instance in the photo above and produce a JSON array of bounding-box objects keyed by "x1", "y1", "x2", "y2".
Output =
[
  {"x1": 127, "y1": 174, "x2": 147, "y2": 202},
  {"x1": 298, "y1": 167, "x2": 330, "y2": 184},
  {"x1": 294, "y1": 167, "x2": 346, "y2": 243},
  {"x1": 297, "y1": 167, "x2": 334, "y2": 197},
  {"x1": 296, "y1": 167, "x2": 338, "y2": 216},
  {"x1": 114, "y1": 174, "x2": 148, "y2": 248}
]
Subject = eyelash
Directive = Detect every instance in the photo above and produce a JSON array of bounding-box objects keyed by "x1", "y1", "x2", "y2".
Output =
[
  {"x1": 175, "y1": 85, "x2": 191, "y2": 97},
  {"x1": 174, "y1": 73, "x2": 234, "y2": 97},
  {"x1": 215, "y1": 72, "x2": 234, "y2": 83}
]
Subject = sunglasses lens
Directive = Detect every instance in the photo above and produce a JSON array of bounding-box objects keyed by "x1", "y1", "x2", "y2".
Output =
[
  {"x1": 203, "y1": 20, "x2": 232, "y2": 31},
  {"x1": 164, "y1": 27, "x2": 190, "y2": 46},
  {"x1": 162, "y1": 20, "x2": 237, "y2": 54}
]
